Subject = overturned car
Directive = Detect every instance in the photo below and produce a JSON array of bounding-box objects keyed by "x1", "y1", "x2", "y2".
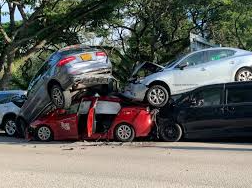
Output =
[
  {"x1": 16, "y1": 45, "x2": 114, "y2": 136},
  {"x1": 27, "y1": 96, "x2": 155, "y2": 142}
]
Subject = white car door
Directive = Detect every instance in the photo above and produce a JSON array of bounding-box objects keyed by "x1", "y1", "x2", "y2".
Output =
[
  {"x1": 203, "y1": 49, "x2": 237, "y2": 83},
  {"x1": 171, "y1": 51, "x2": 210, "y2": 94}
]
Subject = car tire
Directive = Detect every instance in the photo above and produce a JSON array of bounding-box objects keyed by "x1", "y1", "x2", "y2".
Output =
[
  {"x1": 235, "y1": 67, "x2": 252, "y2": 81},
  {"x1": 115, "y1": 123, "x2": 135, "y2": 142},
  {"x1": 36, "y1": 126, "x2": 53, "y2": 142},
  {"x1": 146, "y1": 85, "x2": 169, "y2": 107},
  {"x1": 3, "y1": 117, "x2": 17, "y2": 137},
  {"x1": 50, "y1": 85, "x2": 71, "y2": 109},
  {"x1": 159, "y1": 123, "x2": 182, "y2": 142}
]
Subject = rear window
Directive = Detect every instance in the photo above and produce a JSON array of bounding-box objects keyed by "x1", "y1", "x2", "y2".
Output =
[{"x1": 227, "y1": 86, "x2": 252, "y2": 104}]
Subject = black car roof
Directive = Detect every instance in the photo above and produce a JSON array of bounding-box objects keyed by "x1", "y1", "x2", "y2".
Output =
[{"x1": 194, "y1": 81, "x2": 252, "y2": 92}]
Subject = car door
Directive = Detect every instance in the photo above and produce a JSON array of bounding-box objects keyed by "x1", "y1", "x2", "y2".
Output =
[
  {"x1": 177, "y1": 85, "x2": 226, "y2": 138},
  {"x1": 87, "y1": 98, "x2": 98, "y2": 137},
  {"x1": 223, "y1": 84, "x2": 252, "y2": 137},
  {"x1": 54, "y1": 102, "x2": 79, "y2": 139},
  {"x1": 204, "y1": 49, "x2": 236, "y2": 83},
  {"x1": 172, "y1": 51, "x2": 209, "y2": 94}
]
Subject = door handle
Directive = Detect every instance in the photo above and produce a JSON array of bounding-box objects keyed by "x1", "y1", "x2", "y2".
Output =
[{"x1": 230, "y1": 61, "x2": 235, "y2": 64}]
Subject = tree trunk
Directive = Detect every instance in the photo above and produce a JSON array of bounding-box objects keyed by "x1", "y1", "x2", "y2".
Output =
[{"x1": 0, "y1": 50, "x2": 15, "y2": 90}]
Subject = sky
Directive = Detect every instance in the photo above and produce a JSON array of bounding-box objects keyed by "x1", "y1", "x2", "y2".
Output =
[{"x1": 1, "y1": 2, "x2": 30, "y2": 23}]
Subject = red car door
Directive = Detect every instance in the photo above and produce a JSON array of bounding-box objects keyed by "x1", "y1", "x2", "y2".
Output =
[
  {"x1": 87, "y1": 98, "x2": 98, "y2": 137},
  {"x1": 54, "y1": 104, "x2": 79, "y2": 139}
]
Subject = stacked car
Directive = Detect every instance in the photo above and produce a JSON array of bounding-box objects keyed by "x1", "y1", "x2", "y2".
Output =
[{"x1": 3, "y1": 45, "x2": 252, "y2": 142}]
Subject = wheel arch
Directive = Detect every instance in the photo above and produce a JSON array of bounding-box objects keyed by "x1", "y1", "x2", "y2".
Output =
[
  {"x1": 1, "y1": 113, "x2": 17, "y2": 128},
  {"x1": 147, "y1": 80, "x2": 171, "y2": 96}
]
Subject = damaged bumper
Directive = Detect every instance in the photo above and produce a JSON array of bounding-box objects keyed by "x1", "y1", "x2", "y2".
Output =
[{"x1": 122, "y1": 83, "x2": 148, "y2": 101}]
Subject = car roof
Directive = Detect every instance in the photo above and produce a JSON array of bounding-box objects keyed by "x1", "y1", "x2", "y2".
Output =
[
  {"x1": 193, "y1": 81, "x2": 252, "y2": 92},
  {"x1": 193, "y1": 47, "x2": 250, "y2": 54}
]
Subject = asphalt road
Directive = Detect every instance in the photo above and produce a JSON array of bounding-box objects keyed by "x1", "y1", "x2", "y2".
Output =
[{"x1": 0, "y1": 134, "x2": 252, "y2": 188}]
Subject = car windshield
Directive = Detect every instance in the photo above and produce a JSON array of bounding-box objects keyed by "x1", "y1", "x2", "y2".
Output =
[{"x1": 165, "y1": 56, "x2": 184, "y2": 68}]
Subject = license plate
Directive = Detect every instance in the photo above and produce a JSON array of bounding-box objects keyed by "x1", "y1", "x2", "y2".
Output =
[{"x1": 80, "y1": 53, "x2": 92, "y2": 61}]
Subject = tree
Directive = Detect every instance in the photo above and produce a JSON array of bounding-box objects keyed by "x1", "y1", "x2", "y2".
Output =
[{"x1": 104, "y1": 0, "x2": 227, "y2": 83}]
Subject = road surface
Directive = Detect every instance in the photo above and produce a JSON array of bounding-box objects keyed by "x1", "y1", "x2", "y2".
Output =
[{"x1": 0, "y1": 134, "x2": 252, "y2": 188}]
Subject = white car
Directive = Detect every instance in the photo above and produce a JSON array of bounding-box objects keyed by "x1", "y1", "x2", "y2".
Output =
[
  {"x1": 123, "y1": 47, "x2": 252, "y2": 107},
  {"x1": 0, "y1": 90, "x2": 26, "y2": 136}
]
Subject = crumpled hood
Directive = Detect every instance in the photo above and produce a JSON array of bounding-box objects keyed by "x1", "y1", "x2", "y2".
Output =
[{"x1": 131, "y1": 62, "x2": 164, "y2": 78}]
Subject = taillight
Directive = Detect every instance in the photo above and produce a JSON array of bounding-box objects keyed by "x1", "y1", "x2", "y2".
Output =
[
  {"x1": 57, "y1": 56, "x2": 76, "y2": 66},
  {"x1": 96, "y1": 51, "x2": 106, "y2": 57}
]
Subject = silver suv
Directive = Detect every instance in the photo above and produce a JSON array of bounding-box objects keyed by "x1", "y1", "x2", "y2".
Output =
[{"x1": 17, "y1": 45, "x2": 113, "y2": 129}]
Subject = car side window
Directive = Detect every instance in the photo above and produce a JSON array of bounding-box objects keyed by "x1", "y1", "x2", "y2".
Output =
[
  {"x1": 206, "y1": 50, "x2": 235, "y2": 62},
  {"x1": 179, "y1": 51, "x2": 205, "y2": 67},
  {"x1": 227, "y1": 86, "x2": 252, "y2": 104},
  {"x1": 96, "y1": 101, "x2": 121, "y2": 114},
  {"x1": 191, "y1": 88, "x2": 222, "y2": 107}
]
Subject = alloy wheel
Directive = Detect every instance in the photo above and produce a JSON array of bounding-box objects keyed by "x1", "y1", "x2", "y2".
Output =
[
  {"x1": 37, "y1": 126, "x2": 51, "y2": 141},
  {"x1": 5, "y1": 120, "x2": 16, "y2": 136},
  {"x1": 148, "y1": 88, "x2": 166, "y2": 105},
  {"x1": 237, "y1": 70, "x2": 252, "y2": 81},
  {"x1": 117, "y1": 124, "x2": 132, "y2": 140},
  {"x1": 52, "y1": 87, "x2": 64, "y2": 107}
]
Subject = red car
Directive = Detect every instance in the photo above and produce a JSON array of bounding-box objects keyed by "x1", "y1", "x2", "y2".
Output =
[{"x1": 28, "y1": 96, "x2": 154, "y2": 142}]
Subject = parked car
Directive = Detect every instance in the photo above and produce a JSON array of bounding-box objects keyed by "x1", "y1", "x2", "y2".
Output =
[
  {"x1": 16, "y1": 45, "x2": 114, "y2": 133},
  {"x1": 157, "y1": 81, "x2": 252, "y2": 142},
  {"x1": 0, "y1": 90, "x2": 26, "y2": 136},
  {"x1": 28, "y1": 96, "x2": 154, "y2": 142},
  {"x1": 123, "y1": 47, "x2": 252, "y2": 107}
]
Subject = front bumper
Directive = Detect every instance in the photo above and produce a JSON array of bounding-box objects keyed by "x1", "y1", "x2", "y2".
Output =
[{"x1": 122, "y1": 83, "x2": 148, "y2": 101}]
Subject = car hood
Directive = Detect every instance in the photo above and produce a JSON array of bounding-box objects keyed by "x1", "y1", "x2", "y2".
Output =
[{"x1": 130, "y1": 62, "x2": 164, "y2": 80}]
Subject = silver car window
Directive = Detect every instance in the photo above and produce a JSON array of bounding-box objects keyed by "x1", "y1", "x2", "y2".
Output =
[
  {"x1": 206, "y1": 50, "x2": 235, "y2": 62},
  {"x1": 96, "y1": 101, "x2": 121, "y2": 114},
  {"x1": 179, "y1": 51, "x2": 205, "y2": 67},
  {"x1": 79, "y1": 101, "x2": 92, "y2": 114}
]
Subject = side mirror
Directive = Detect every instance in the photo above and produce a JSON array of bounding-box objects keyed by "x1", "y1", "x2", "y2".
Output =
[
  {"x1": 178, "y1": 62, "x2": 189, "y2": 70},
  {"x1": 57, "y1": 109, "x2": 66, "y2": 115}
]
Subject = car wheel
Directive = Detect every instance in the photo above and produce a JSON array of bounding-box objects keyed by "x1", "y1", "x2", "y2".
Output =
[
  {"x1": 115, "y1": 123, "x2": 135, "y2": 142},
  {"x1": 146, "y1": 85, "x2": 169, "y2": 107},
  {"x1": 50, "y1": 85, "x2": 71, "y2": 109},
  {"x1": 36, "y1": 126, "x2": 53, "y2": 142},
  {"x1": 160, "y1": 123, "x2": 182, "y2": 142},
  {"x1": 3, "y1": 118, "x2": 17, "y2": 137},
  {"x1": 235, "y1": 67, "x2": 252, "y2": 81}
]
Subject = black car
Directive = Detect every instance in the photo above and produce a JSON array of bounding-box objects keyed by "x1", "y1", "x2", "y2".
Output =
[{"x1": 158, "y1": 81, "x2": 252, "y2": 141}]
